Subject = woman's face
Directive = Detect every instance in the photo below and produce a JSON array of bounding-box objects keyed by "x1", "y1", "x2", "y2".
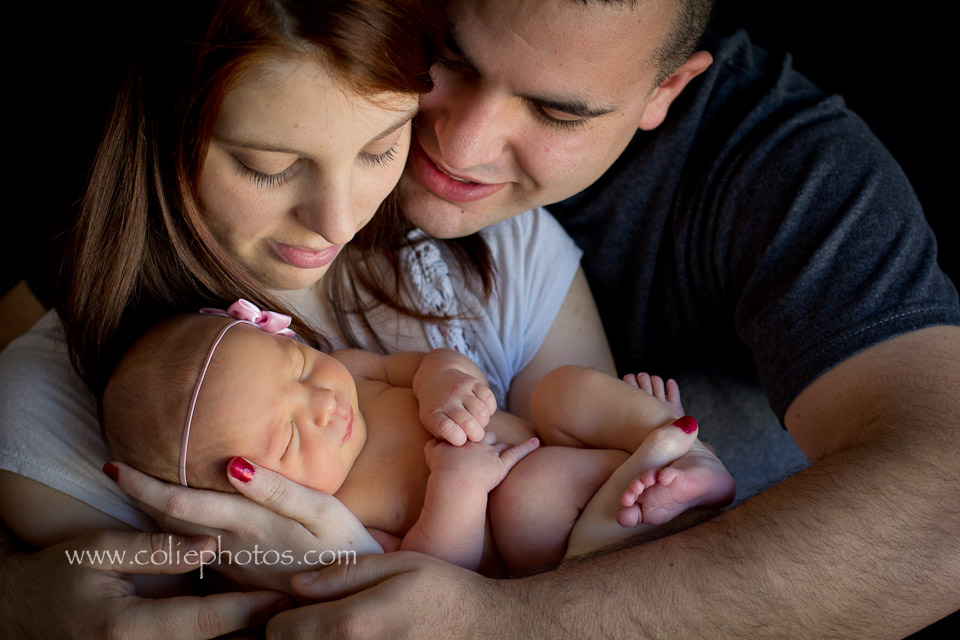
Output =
[{"x1": 199, "y1": 54, "x2": 419, "y2": 292}]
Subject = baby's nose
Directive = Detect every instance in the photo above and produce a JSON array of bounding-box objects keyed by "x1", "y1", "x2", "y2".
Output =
[{"x1": 311, "y1": 388, "x2": 337, "y2": 427}]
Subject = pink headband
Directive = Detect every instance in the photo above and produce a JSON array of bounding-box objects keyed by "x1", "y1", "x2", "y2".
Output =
[{"x1": 179, "y1": 299, "x2": 296, "y2": 487}]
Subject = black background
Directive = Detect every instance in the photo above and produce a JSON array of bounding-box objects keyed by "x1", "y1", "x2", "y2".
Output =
[{"x1": 5, "y1": 1, "x2": 956, "y2": 299}]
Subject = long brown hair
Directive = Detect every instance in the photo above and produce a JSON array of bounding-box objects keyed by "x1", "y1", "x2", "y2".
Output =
[{"x1": 60, "y1": 0, "x2": 444, "y2": 393}]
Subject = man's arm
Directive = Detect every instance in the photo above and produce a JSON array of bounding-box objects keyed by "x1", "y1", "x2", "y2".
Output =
[{"x1": 272, "y1": 326, "x2": 960, "y2": 638}]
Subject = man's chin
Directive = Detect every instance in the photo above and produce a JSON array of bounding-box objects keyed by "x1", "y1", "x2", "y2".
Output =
[{"x1": 398, "y1": 181, "x2": 494, "y2": 239}]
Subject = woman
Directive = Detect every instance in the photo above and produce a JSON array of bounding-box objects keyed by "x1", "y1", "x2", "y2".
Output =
[{"x1": 0, "y1": 0, "x2": 614, "y2": 635}]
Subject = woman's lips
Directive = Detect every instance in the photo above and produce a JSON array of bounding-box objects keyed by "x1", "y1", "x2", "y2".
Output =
[
  {"x1": 270, "y1": 241, "x2": 340, "y2": 269},
  {"x1": 409, "y1": 140, "x2": 507, "y2": 203}
]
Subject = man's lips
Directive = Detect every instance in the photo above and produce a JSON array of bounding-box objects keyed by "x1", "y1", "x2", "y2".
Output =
[
  {"x1": 269, "y1": 241, "x2": 340, "y2": 269},
  {"x1": 409, "y1": 141, "x2": 507, "y2": 203}
]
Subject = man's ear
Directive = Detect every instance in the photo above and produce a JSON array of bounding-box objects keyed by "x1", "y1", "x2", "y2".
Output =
[{"x1": 638, "y1": 51, "x2": 713, "y2": 131}]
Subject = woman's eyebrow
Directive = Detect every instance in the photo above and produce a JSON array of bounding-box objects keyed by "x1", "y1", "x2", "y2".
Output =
[
  {"x1": 370, "y1": 107, "x2": 419, "y2": 142},
  {"x1": 215, "y1": 137, "x2": 303, "y2": 155},
  {"x1": 213, "y1": 106, "x2": 417, "y2": 154}
]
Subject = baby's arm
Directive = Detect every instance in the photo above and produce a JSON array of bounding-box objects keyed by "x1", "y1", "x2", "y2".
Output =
[
  {"x1": 401, "y1": 435, "x2": 539, "y2": 570},
  {"x1": 333, "y1": 348, "x2": 497, "y2": 444}
]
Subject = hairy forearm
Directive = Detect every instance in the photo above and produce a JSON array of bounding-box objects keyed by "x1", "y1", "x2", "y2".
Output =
[{"x1": 513, "y1": 374, "x2": 960, "y2": 636}]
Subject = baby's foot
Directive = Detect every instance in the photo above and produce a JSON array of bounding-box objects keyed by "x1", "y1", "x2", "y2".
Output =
[
  {"x1": 623, "y1": 372, "x2": 685, "y2": 416},
  {"x1": 617, "y1": 441, "x2": 736, "y2": 527}
]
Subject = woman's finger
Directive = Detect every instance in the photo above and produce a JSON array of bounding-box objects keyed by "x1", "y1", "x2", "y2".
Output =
[
  {"x1": 225, "y1": 457, "x2": 382, "y2": 555},
  {"x1": 72, "y1": 530, "x2": 218, "y2": 575},
  {"x1": 109, "y1": 461, "x2": 249, "y2": 532}
]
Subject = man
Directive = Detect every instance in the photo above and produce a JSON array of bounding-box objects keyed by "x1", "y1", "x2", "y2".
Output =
[{"x1": 264, "y1": 0, "x2": 960, "y2": 637}]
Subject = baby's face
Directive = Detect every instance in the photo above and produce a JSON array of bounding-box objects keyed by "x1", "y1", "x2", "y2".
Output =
[{"x1": 193, "y1": 325, "x2": 365, "y2": 494}]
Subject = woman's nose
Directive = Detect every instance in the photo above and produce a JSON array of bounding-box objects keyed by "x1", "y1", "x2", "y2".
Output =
[{"x1": 296, "y1": 176, "x2": 359, "y2": 246}]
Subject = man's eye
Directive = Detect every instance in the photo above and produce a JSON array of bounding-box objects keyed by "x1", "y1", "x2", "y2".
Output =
[
  {"x1": 532, "y1": 105, "x2": 586, "y2": 132},
  {"x1": 435, "y1": 56, "x2": 475, "y2": 76}
]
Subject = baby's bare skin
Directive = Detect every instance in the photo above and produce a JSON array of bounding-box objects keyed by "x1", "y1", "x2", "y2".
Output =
[
  {"x1": 335, "y1": 379, "x2": 537, "y2": 573},
  {"x1": 617, "y1": 374, "x2": 737, "y2": 527}
]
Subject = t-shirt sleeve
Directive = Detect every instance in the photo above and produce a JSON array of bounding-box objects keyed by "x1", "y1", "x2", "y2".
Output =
[
  {"x1": 0, "y1": 311, "x2": 156, "y2": 530},
  {"x1": 472, "y1": 208, "x2": 583, "y2": 409},
  {"x1": 703, "y1": 97, "x2": 960, "y2": 421}
]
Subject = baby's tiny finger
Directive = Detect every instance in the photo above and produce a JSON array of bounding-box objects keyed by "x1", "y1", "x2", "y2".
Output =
[
  {"x1": 431, "y1": 416, "x2": 468, "y2": 446},
  {"x1": 498, "y1": 438, "x2": 540, "y2": 469},
  {"x1": 462, "y1": 395, "x2": 492, "y2": 425},
  {"x1": 476, "y1": 385, "x2": 497, "y2": 413}
]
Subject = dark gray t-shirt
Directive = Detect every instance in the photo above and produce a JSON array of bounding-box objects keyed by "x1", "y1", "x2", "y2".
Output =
[{"x1": 550, "y1": 30, "x2": 960, "y2": 422}]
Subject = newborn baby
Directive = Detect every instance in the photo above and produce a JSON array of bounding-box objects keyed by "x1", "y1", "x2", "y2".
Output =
[{"x1": 102, "y1": 301, "x2": 735, "y2": 576}]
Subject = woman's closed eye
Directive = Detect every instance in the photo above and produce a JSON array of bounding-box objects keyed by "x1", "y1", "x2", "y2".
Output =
[
  {"x1": 234, "y1": 156, "x2": 300, "y2": 188},
  {"x1": 359, "y1": 140, "x2": 402, "y2": 168}
]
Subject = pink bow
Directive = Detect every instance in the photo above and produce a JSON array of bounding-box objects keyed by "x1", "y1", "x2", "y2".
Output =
[{"x1": 200, "y1": 299, "x2": 296, "y2": 337}]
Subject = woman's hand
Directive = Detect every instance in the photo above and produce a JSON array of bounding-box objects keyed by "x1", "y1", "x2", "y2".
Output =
[
  {"x1": 109, "y1": 459, "x2": 383, "y2": 594},
  {"x1": 0, "y1": 530, "x2": 290, "y2": 639}
]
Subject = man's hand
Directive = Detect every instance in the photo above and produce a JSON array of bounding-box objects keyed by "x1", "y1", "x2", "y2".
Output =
[
  {"x1": 266, "y1": 552, "x2": 512, "y2": 639},
  {"x1": 0, "y1": 531, "x2": 290, "y2": 639}
]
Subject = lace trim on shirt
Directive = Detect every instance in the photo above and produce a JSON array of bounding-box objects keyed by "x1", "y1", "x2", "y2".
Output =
[{"x1": 400, "y1": 231, "x2": 499, "y2": 397}]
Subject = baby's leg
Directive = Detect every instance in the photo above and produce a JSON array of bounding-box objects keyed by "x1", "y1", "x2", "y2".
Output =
[
  {"x1": 489, "y1": 446, "x2": 626, "y2": 574},
  {"x1": 531, "y1": 365, "x2": 681, "y2": 452}
]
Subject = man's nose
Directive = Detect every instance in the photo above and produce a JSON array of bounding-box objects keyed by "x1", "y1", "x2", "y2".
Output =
[{"x1": 434, "y1": 87, "x2": 508, "y2": 172}]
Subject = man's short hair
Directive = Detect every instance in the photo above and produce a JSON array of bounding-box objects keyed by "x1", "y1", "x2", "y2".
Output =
[{"x1": 572, "y1": 0, "x2": 715, "y2": 86}]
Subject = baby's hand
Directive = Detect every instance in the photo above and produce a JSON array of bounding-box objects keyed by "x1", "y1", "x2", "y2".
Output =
[
  {"x1": 417, "y1": 369, "x2": 497, "y2": 445},
  {"x1": 423, "y1": 433, "x2": 540, "y2": 493}
]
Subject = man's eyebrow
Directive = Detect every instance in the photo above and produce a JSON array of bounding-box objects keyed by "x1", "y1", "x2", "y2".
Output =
[
  {"x1": 216, "y1": 107, "x2": 418, "y2": 155},
  {"x1": 445, "y1": 20, "x2": 614, "y2": 120},
  {"x1": 523, "y1": 95, "x2": 616, "y2": 119},
  {"x1": 444, "y1": 22, "x2": 475, "y2": 68}
]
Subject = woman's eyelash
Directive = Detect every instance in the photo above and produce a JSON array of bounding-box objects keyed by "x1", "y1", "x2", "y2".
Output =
[
  {"x1": 360, "y1": 140, "x2": 401, "y2": 168},
  {"x1": 234, "y1": 159, "x2": 292, "y2": 188}
]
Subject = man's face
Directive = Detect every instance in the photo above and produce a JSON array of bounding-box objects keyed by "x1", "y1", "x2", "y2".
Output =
[{"x1": 400, "y1": 0, "x2": 692, "y2": 238}]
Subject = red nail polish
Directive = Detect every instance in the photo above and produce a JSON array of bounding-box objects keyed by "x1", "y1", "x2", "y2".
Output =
[
  {"x1": 672, "y1": 416, "x2": 698, "y2": 433},
  {"x1": 228, "y1": 457, "x2": 255, "y2": 483},
  {"x1": 102, "y1": 462, "x2": 119, "y2": 482}
]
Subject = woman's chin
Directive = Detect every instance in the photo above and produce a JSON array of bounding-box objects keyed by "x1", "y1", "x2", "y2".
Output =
[{"x1": 263, "y1": 266, "x2": 332, "y2": 295}]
